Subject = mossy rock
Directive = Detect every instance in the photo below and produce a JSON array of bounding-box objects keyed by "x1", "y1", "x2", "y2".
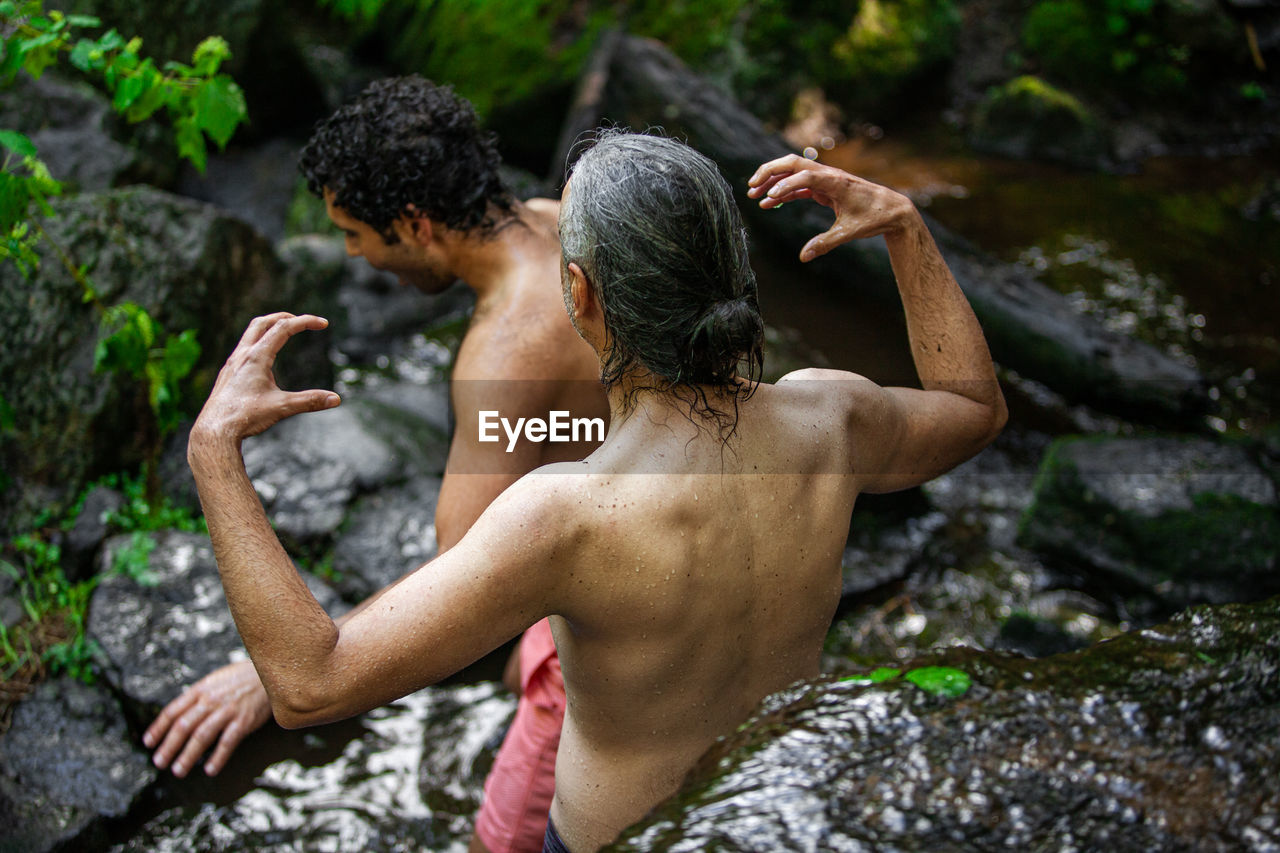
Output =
[
  {"x1": 0, "y1": 186, "x2": 330, "y2": 537},
  {"x1": 612, "y1": 596, "x2": 1280, "y2": 851},
  {"x1": 1018, "y1": 434, "x2": 1280, "y2": 619},
  {"x1": 969, "y1": 75, "x2": 1110, "y2": 168}
]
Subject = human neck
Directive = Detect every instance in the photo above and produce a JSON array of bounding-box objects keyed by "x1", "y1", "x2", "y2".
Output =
[{"x1": 443, "y1": 200, "x2": 554, "y2": 303}]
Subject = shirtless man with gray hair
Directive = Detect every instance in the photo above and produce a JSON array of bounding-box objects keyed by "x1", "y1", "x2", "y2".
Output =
[{"x1": 182, "y1": 131, "x2": 1006, "y2": 852}]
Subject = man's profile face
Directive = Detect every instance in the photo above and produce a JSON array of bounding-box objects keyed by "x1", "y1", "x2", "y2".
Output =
[{"x1": 323, "y1": 188, "x2": 455, "y2": 294}]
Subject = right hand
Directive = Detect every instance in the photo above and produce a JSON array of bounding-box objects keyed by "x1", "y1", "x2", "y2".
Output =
[
  {"x1": 143, "y1": 659, "x2": 273, "y2": 777},
  {"x1": 746, "y1": 154, "x2": 917, "y2": 262}
]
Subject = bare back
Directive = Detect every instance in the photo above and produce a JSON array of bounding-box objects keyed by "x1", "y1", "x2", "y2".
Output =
[{"x1": 546, "y1": 379, "x2": 861, "y2": 850}]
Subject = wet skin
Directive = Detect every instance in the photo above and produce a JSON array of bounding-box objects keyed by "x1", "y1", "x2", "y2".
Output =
[
  {"x1": 143, "y1": 194, "x2": 606, "y2": 789},
  {"x1": 182, "y1": 155, "x2": 1006, "y2": 852}
]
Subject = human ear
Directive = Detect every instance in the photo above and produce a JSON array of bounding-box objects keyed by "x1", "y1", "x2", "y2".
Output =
[
  {"x1": 568, "y1": 262, "x2": 598, "y2": 323},
  {"x1": 395, "y1": 205, "x2": 434, "y2": 247}
]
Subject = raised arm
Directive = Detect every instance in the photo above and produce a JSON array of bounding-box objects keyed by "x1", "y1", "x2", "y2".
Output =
[
  {"x1": 748, "y1": 155, "x2": 1007, "y2": 492},
  {"x1": 183, "y1": 313, "x2": 563, "y2": 729}
]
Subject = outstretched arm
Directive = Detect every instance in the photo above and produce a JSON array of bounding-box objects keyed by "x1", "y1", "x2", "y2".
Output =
[{"x1": 748, "y1": 155, "x2": 1007, "y2": 492}]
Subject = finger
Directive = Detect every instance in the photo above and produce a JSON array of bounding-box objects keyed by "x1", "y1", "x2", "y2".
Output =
[
  {"x1": 144, "y1": 689, "x2": 199, "y2": 751},
  {"x1": 273, "y1": 388, "x2": 342, "y2": 419},
  {"x1": 253, "y1": 314, "x2": 329, "y2": 362},
  {"x1": 237, "y1": 312, "x2": 296, "y2": 349},
  {"x1": 800, "y1": 228, "x2": 847, "y2": 262},
  {"x1": 174, "y1": 705, "x2": 236, "y2": 777},
  {"x1": 204, "y1": 716, "x2": 254, "y2": 776},
  {"x1": 748, "y1": 153, "x2": 811, "y2": 188},
  {"x1": 155, "y1": 701, "x2": 214, "y2": 775},
  {"x1": 764, "y1": 168, "x2": 825, "y2": 200},
  {"x1": 758, "y1": 187, "x2": 814, "y2": 210},
  {"x1": 746, "y1": 172, "x2": 793, "y2": 199}
]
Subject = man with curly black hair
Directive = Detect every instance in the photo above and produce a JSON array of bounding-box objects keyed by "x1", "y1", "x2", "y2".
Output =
[{"x1": 143, "y1": 76, "x2": 607, "y2": 853}]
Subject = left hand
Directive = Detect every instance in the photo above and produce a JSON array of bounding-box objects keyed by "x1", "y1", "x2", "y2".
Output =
[{"x1": 190, "y1": 312, "x2": 340, "y2": 447}]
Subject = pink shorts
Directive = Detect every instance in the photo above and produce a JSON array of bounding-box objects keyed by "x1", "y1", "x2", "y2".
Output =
[{"x1": 474, "y1": 618, "x2": 565, "y2": 853}]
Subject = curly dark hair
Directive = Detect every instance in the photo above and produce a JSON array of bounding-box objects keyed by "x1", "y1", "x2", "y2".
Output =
[{"x1": 299, "y1": 76, "x2": 513, "y2": 242}]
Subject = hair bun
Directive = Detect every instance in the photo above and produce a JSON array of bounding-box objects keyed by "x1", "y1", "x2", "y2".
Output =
[{"x1": 683, "y1": 296, "x2": 764, "y2": 385}]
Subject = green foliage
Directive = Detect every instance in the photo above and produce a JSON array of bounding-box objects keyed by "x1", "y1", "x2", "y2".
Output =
[
  {"x1": 101, "y1": 467, "x2": 206, "y2": 534},
  {"x1": 316, "y1": 0, "x2": 391, "y2": 22},
  {"x1": 1, "y1": 534, "x2": 101, "y2": 683},
  {"x1": 110, "y1": 530, "x2": 158, "y2": 585},
  {"x1": 840, "y1": 664, "x2": 972, "y2": 698},
  {"x1": 0, "y1": 130, "x2": 60, "y2": 275},
  {"x1": 1, "y1": 465, "x2": 204, "y2": 684},
  {"x1": 903, "y1": 665, "x2": 971, "y2": 698},
  {"x1": 372, "y1": 0, "x2": 604, "y2": 117},
  {"x1": 829, "y1": 0, "x2": 961, "y2": 90},
  {"x1": 1021, "y1": 0, "x2": 1191, "y2": 98},
  {"x1": 95, "y1": 303, "x2": 202, "y2": 437},
  {"x1": 0, "y1": 2, "x2": 247, "y2": 172}
]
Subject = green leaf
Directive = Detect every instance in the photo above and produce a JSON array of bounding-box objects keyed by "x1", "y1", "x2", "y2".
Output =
[
  {"x1": 21, "y1": 41, "x2": 58, "y2": 79},
  {"x1": 65, "y1": 14, "x2": 100, "y2": 27},
  {"x1": 94, "y1": 28, "x2": 124, "y2": 53},
  {"x1": 125, "y1": 81, "x2": 166, "y2": 122},
  {"x1": 0, "y1": 2, "x2": 18, "y2": 17},
  {"x1": 192, "y1": 76, "x2": 246, "y2": 148},
  {"x1": 112, "y1": 71, "x2": 146, "y2": 111},
  {"x1": 174, "y1": 116, "x2": 207, "y2": 172},
  {"x1": 68, "y1": 37, "x2": 97, "y2": 72},
  {"x1": 839, "y1": 666, "x2": 901, "y2": 684},
  {"x1": 191, "y1": 35, "x2": 231, "y2": 76},
  {"x1": 903, "y1": 666, "x2": 971, "y2": 698},
  {"x1": 161, "y1": 328, "x2": 201, "y2": 378},
  {"x1": 0, "y1": 170, "x2": 32, "y2": 229},
  {"x1": 0, "y1": 130, "x2": 37, "y2": 158}
]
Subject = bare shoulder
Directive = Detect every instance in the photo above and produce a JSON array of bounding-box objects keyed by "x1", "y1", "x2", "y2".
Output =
[
  {"x1": 774, "y1": 367, "x2": 887, "y2": 417},
  {"x1": 466, "y1": 462, "x2": 588, "y2": 547},
  {"x1": 524, "y1": 197, "x2": 561, "y2": 218}
]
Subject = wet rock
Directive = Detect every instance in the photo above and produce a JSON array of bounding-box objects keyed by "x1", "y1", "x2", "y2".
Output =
[
  {"x1": 1019, "y1": 435, "x2": 1280, "y2": 620},
  {"x1": 0, "y1": 185, "x2": 322, "y2": 537},
  {"x1": 64, "y1": 485, "x2": 126, "y2": 581},
  {"x1": 0, "y1": 72, "x2": 174, "y2": 192},
  {"x1": 615, "y1": 597, "x2": 1280, "y2": 852},
  {"x1": 332, "y1": 475, "x2": 443, "y2": 602},
  {"x1": 88, "y1": 530, "x2": 347, "y2": 713},
  {"x1": 241, "y1": 398, "x2": 448, "y2": 545},
  {"x1": 178, "y1": 138, "x2": 305, "y2": 243},
  {"x1": 0, "y1": 676, "x2": 155, "y2": 853},
  {"x1": 968, "y1": 75, "x2": 1110, "y2": 170},
  {"x1": 0, "y1": 568, "x2": 21, "y2": 631},
  {"x1": 115, "y1": 683, "x2": 515, "y2": 853}
]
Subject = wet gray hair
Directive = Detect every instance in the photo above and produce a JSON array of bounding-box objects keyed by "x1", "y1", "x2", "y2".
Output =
[{"x1": 560, "y1": 130, "x2": 763, "y2": 425}]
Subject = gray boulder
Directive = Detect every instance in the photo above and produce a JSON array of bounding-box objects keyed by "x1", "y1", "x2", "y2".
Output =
[
  {"x1": 332, "y1": 475, "x2": 443, "y2": 602},
  {"x1": 0, "y1": 677, "x2": 155, "y2": 853},
  {"x1": 0, "y1": 185, "x2": 331, "y2": 538},
  {"x1": 1019, "y1": 435, "x2": 1280, "y2": 619},
  {"x1": 89, "y1": 530, "x2": 346, "y2": 712},
  {"x1": 613, "y1": 596, "x2": 1280, "y2": 852},
  {"x1": 0, "y1": 72, "x2": 174, "y2": 192},
  {"x1": 241, "y1": 397, "x2": 449, "y2": 546}
]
